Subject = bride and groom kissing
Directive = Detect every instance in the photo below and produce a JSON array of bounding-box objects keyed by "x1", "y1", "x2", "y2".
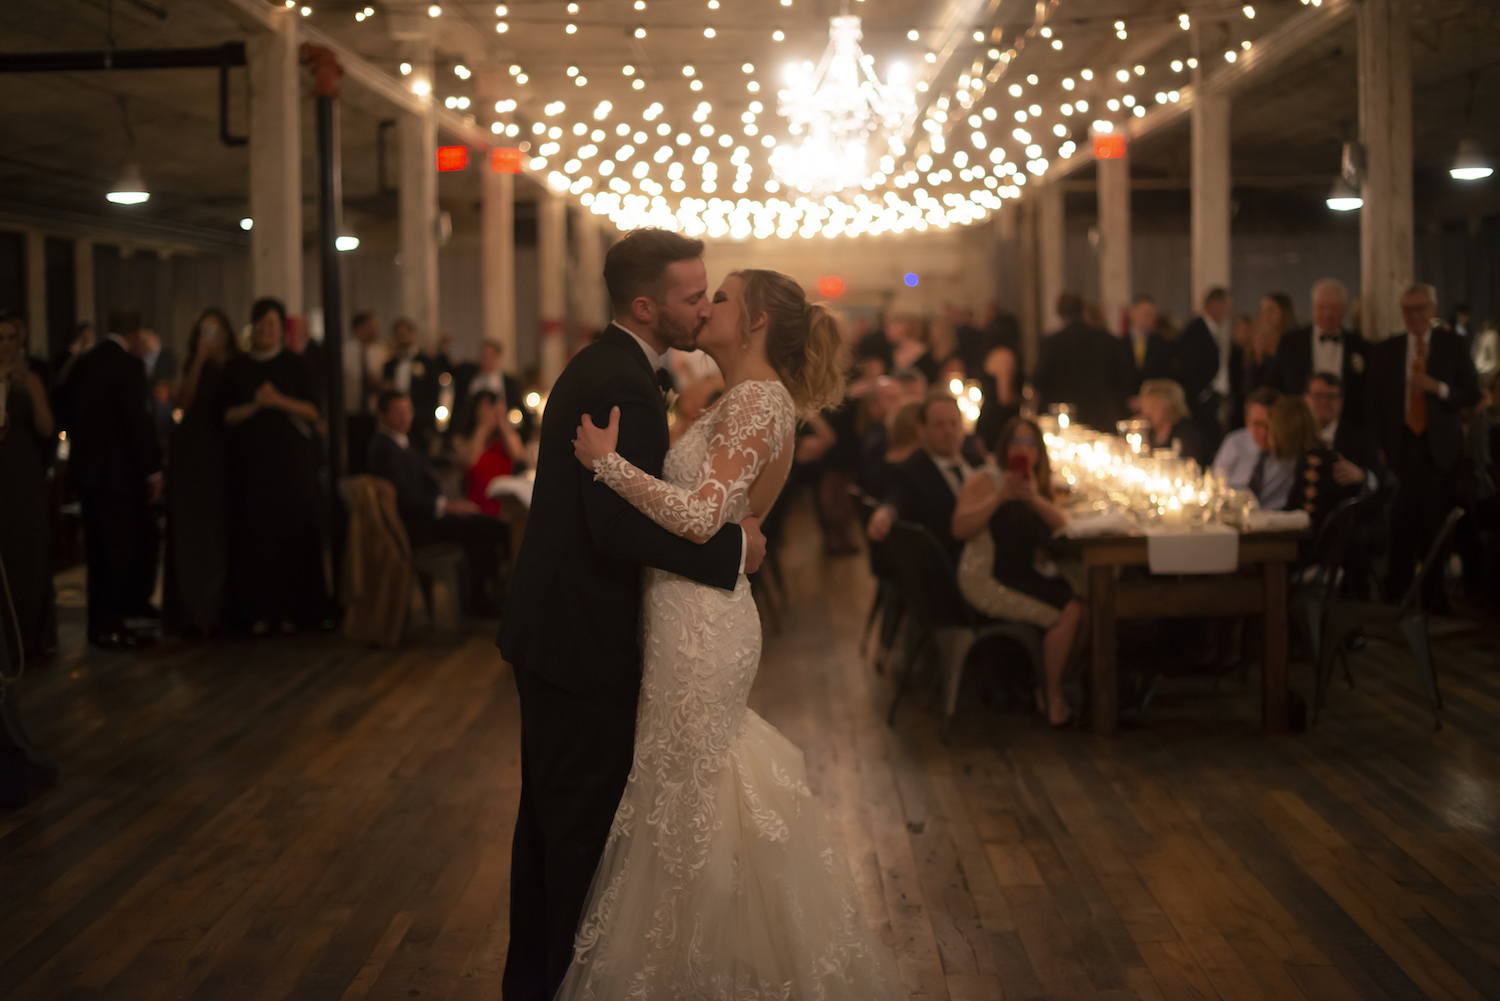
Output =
[{"x1": 497, "y1": 228, "x2": 906, "y2": 999}]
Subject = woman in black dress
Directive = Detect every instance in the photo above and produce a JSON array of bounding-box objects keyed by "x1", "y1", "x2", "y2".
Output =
[
  {"x1": 1270, "y1": 395, "x2": 1360, "y2": 537},
  {"x1": 0, "y1": 314, "x2": 56, "y2": 664},
  {"x1": 220, "y1": 298, "x2": 330, "y2": 633},
  {"x1": 952, "y1": 416, "x2": 1084, "y2": 725},
  {"x1": 163, "y1": 308, "x2": 238, "y2": 635}
]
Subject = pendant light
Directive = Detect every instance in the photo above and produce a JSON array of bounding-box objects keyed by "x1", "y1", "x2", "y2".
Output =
[
  {"x1": 1450, "y1": 139, "x2": 1493, "y2": 181},
  {"x1": 1326, "y1": 176, "x2": 1361, "y2": 211},
  {"x1": 106, "y1": 162, "x2": 150, "y2": 205}
]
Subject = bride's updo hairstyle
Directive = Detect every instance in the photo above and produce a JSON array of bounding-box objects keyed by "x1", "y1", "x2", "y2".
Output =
[{"x1": 733, "y1": 269, "x2": 846, "y2": 417}]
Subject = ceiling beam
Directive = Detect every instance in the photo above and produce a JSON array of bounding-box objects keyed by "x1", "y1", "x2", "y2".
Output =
[{"x1": 1043, "y1": 0, "x2": 1356, "y2": 181}]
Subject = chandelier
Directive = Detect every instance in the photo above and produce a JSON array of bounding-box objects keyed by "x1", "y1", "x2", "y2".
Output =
[{"x1": 772, "y1": 15, "x2": 916, "y2": 194}]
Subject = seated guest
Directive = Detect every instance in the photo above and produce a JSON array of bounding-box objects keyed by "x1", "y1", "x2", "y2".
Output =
[
  {"x1": 367, "y1": 390, "x2": 506, "y2": 613},
  {"x1": 1138, "y1": 378, "x2": 1209, "y2": 466},
  {"x1": 451, "y1": 390, "x2": 523, "y2": 516},
  {"x1": 1270, "y1": 396, "x2": 1362, "y2": 535},
  {"x1": 952, "y1": 416, "x2": 1082, "y2": 726},
  {"x1": 1304, "y1": 372, "x2": 1379, "y2": 491},
  {"x1": 891, "y1": 366, "x2": 928, "y2": 406},
  {"x1": 863, "y1": 401, "x2": 923, "y2": 500},
  {"x1": 453, "y1": 337, "x2": 536, "y2": 446},
  {"x1": 856, "y1": 376, "x2": 901, "y2": 496},
  {"x1": 1213, "y1": 386, "x2": 1295, "y2": 510},
  {"x1": 865, "y1": 391, "x2": 975, "y2": 562}
]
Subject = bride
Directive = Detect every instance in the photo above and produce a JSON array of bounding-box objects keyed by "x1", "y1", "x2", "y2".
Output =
[{"x1": 563, "y1": 269, "x2": 906, "y2": 999}]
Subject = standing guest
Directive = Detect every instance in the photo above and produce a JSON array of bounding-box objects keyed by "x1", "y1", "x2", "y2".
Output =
[
  {"x1": 1034, "y1": 291, "x2": 1129, "y2": 431},
  {"x1": 54, "y1": 307, "x2": 162, "y2": 650},
  {"x1": 1224, "y1": 313, "x2": 1257, "y2": 430},
  {"x1": 1270, "y1": 396, "x2": 1361, "y2": 535},
  {"x1": 138, "y1": 328, "x2": 179, "y2": 441},
  {"x1": 1213, "y1": 386, "x2": 1295, "y2": 511},
  {"x1": 163, "y1": 309, "x2": 238, "y2": 636},
  {"x1": 865, "y1": 391, "x2": 976, "y2": 562},
  {"x1": 887, "y1": 315, "x2": 935, "y2": 381},
  {"x1": 1178, "y1": 287, "x2": 1233, "y2": 447},
  {"x1": 854, "y1": 315, "x2": 893, "y2": 375},
  {"x1": 925, "y1": 317, "x2": 962, "y2": 380},
  {"x1": 221, "y1": 298, "x2": 330, "y2": 634},
  {"x1": 1270, "y1": 278, "x2": 1370, "y2": 417},
  {"x1": 382, "y1": 317, "x2": 441, "y2": 454},
  {"x1": 1450, "y1": 302, "x2": 1474, "y2": 356},
  {"x1": 1117, "y1": 294, "x2": 1176, "y2": 405},
  {"x1": 453, "y1": 337, "x2": 536, "y2": 446},
  {"x1": 367, "y1": 391, "x2": 506, "y2": 614},
  {"x1": 1367, "y1": 284, "x2": 1481, "y2": 607},
  {"x1": 344, "y1": 311, "x2": 383, "y2": 475},
  {"x1": 1248, "y1": 293, "x2": 1298, "y2": 391},
  {"x1": 0, "y1": 314, "x2": 57, "y2": 662},
  {"x1": 952, "y1": 415, "x2": 1082, "y2": 725},
  {"x1": 451, "y1": 389, "x2": 523, "y2": 516},
  {"x1": 1139, "y1": 379, "x2": 1209, "y2": 466},
  {"x1": 856, "y1": 376, "x2": 902, "y2": 496},
  {"x1": 51, "y1": 321, "x2": 94, "y2": 386}
]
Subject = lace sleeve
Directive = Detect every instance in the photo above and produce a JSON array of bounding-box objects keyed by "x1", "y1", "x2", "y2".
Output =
[{"x1": 592, "y1": 381, "x2": 793, "y2": 542}]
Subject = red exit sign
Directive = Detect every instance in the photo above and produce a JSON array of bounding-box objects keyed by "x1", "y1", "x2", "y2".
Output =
[
  {"x1": 1093, "y1": 133, "x2": 1126, "y2": 160},
  {"x1": 436, "y1": 145, "x2": 469, "y2": 171}
]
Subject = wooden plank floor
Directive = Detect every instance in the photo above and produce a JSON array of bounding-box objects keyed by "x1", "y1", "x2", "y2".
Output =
[{"x1": 4, "y1": 504, "x2": 1500, "y2": 1000}]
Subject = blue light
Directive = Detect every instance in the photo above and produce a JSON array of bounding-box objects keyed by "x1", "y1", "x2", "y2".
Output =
[{"x1": 904, "y1": 272, "x2": 919, "y2": 287}]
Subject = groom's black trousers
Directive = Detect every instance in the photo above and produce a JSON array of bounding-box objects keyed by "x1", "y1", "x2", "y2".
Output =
[{"x1": 503, "y1": 666, "x2": 638, "y2": 1001}]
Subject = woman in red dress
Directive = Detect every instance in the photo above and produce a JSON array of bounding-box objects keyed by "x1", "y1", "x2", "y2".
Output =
[{"x1": 452, "y1": 390, "x2": 524, "y2": 515}]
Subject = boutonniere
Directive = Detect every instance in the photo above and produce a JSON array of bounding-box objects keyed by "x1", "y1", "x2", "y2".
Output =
[
  {"x1": 412, "y1": 360, "x2": 426, "y2": 378},
  {"x1": 663, "y1": 389, "x2": 679, "y2": 410},
  {"x1": 1349, "y1": 352, "x2": 1364, "y2": 374}
]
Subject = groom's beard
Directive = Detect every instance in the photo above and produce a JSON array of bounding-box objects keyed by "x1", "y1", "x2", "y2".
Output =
[{"x1": 655, "y1": 310, "x2": 701, "y2": 353}]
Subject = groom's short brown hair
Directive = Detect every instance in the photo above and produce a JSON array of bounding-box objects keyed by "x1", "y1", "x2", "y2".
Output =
[{"x1": 604, "y1": 228, "x2": 705, "y2": 316}]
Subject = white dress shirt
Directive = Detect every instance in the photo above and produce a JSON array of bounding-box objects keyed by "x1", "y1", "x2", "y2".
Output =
[
  {"x1": 1311, "y1": 327, "x2": 1345, "y2": 382},
  {"x1": 614, "y1": 322, "x2": 747, "y2": 572},
  {"x1": 925, "y1": 449, "x2": 971, "y2": 496},
  {"x1": 1209, "y1": 316, "x2": 1232, "y2": 396},
  {"x1": 1212, "y1": 427, "x2": 1294, "y2": 510}
]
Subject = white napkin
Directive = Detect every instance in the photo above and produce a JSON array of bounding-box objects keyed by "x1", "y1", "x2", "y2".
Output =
[
  {"x1": 1060, "y1": 511, "x2": 1135, "y2": 538},
  {"x1": 485, "y1": 475, "x2": 535, "y2": 508},
  {"x1": 1243, "y1": 509, "x2": 1311, "y2": 532}
]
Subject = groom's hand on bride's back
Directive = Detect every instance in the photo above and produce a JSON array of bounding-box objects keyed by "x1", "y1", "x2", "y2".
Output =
[{"x1": 741, "y1": 517, "x2": 767, "y2": 575}]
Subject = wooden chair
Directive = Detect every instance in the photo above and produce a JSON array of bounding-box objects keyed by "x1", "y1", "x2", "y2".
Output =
[
  {"x1": 1313, "y1": 506, "x2": 1464, "y2": 730},
  {"x1": 883, "y1": 520, "x2": 1044, "y2": 741}
]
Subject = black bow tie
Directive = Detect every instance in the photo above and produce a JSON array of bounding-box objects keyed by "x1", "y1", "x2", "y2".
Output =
[
  {"x1": 656, "y1": 368, "x2": 675, "y2": 394},
  {"x1": 1317, "y1": 332, "x2": 1341, "y2": 344}
]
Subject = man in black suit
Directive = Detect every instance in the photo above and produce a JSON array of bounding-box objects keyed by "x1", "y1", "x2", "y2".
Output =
[
  {"x1": 1116, "y1": 294, "x2": 1177, "y2": 405},
  {"x1": 1033, "y1": 291, "x2": 1132, "y2": 431},
  {"x1": 451, "y1": 337, "x2": 536, "y2": 445},
  {"x1": 1270, "y1": 278, "x2": 1371, "y2": 417},
  {"x1": 496, "y1": 229, "x2": 766, "y2": 1001},
  {"x1": 55, "y1": 307, "x2": 162, "y2": 650},
  {"x1": 1178, "y1": 287, "x2": 1233, "y2": 449},
  {"x1": 381, "y1": 317, "x2": 444, "y2": 454},
  {"x1": 1366, "y1": 284, "x2": 1480, "y2": 606},
  {"x1": 864, "y1": 390, "x2": 976, "y2": 562},
  {"x1": 365, "y1": 390, "x2": 506, "y2": 613}
]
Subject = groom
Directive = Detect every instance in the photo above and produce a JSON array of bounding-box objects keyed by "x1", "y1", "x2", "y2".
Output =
[{"x1": 497, "y1": 228, "x2": 765, "y2": 1000}]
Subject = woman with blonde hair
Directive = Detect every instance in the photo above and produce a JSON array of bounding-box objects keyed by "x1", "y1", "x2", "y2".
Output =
[
  {"x1": 564, "y1": 269, "x2": 903, "y2": 998},
  {"x1": 1269, "y1": 394, "x2": 1358, "y2": 534},
  {"x1": 1138, "y1": 377, "x2": 1209, "y2": 465}
]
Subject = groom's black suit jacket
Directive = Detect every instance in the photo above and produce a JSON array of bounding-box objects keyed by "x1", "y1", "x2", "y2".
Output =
[{"x1": 497, "y1": 323, "x2": 742, "y2": 699}]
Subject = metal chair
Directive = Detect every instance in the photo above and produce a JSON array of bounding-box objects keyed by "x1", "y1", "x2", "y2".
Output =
[
  {"x1": 850, "y1": 486, "x2": 902, "y2": 673},
  {"x1": 883, "y1": 520, "x2": 1044, "y2": 741},
  {"x1": 1289, "y1": 494, "x2": 1370, "y2": 670},
  {"x1": 1313, "y1": 506, "x2": 1464, "y2": 730}
]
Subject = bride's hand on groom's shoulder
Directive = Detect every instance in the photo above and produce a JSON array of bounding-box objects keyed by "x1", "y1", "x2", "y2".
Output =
[{"x1": 574, "y1": 406, "x2": 621, "y2": 469}]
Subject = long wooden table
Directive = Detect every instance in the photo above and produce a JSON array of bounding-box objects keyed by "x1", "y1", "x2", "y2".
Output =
[{"x1": 1073, "y1": 530, "x2": 1302, "y2": 733}]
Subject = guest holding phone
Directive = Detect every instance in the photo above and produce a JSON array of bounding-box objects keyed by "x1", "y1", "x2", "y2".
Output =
[{"x1": 952, "y1": 416, "x2": 1084, "y2": 726}]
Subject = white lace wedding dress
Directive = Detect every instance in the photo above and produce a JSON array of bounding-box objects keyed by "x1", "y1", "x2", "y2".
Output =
[{"x1": 555, "y1": 379, "x2": 906, "y2": 1000}]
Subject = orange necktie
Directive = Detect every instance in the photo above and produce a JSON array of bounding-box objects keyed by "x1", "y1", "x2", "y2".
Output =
[{"x1": 1407, "y1": 331, "x2": 1427, "y2": 435}]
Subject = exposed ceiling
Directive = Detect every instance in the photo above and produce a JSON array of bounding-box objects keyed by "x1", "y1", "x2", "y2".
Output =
[{"x1": 0, "y1": 0, "x2": 1495, "y2": 245}]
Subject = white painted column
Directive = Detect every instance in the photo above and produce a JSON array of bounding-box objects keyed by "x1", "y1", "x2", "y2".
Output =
[
  {"x1": 1191, "y1": 90, "x2": 1232, "y2": 307},
  {"x1": 1036, "y1": 182, "x2": 1065, "y2": 334},
  {"x1": 481, "y1": 167, "x2": 517, "y2": 370},
  {"x1": 247, "y1": 7, "x2": 303, "y2": 316},
  {"x1": 1018, "y1": 197, "x2": 1039, "y2": 356},
  {"x1": 1097, "y1": 148, "x2": 1132, "y2": 332},
  {"x1": 74, "y1": 236, "x2": 95, "y2": 331},
  {"x1": 1357, "y1": 0, "x2": 1413, "y2": 342},
  {"x1": 399, "y1": 42, "x2": 440, "y2": 344},
  {"x1": 538, "y1": 193, "x2": 568, "y2": 388},
  {"x1": 24, "y1": 229, "x2": 46, "y2": 354},
  {"x1": 572, "y1": 207, "x2": 607, "y2": 339}
]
